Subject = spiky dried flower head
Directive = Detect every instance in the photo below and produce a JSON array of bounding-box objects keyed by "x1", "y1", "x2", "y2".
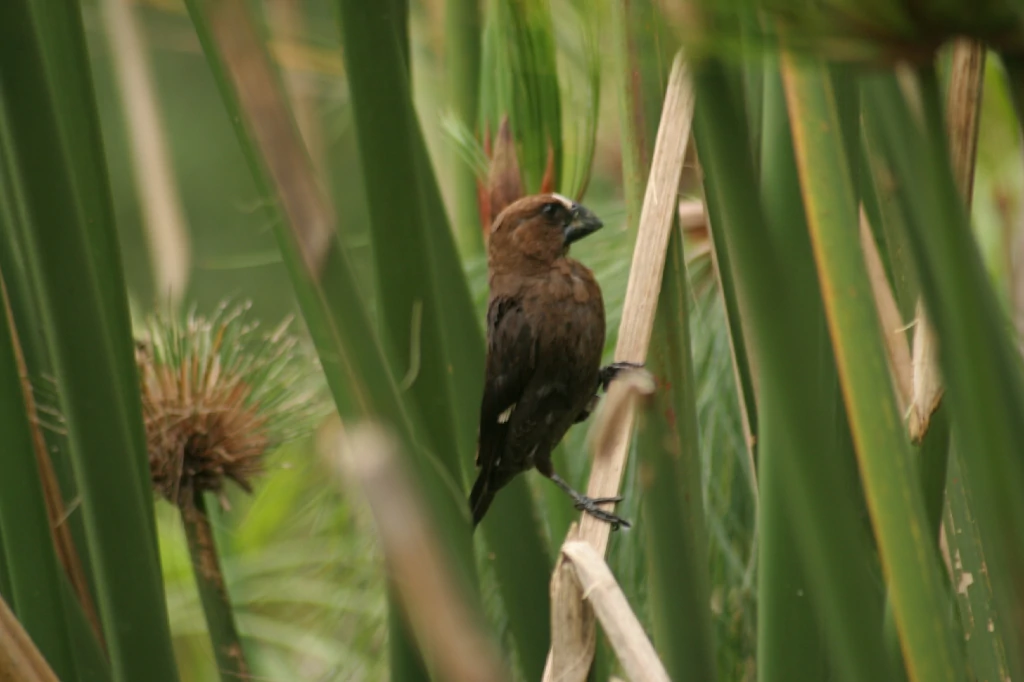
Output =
[{"x1": 137, "y1": 301, "x2": 326, "y2": 508}]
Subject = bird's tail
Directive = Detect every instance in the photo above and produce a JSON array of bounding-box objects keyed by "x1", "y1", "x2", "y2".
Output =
[{"x1": 468, "y1": 471, "x2": 495, "y2": 529}]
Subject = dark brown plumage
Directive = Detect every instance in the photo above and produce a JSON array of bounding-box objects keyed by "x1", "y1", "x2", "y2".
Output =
[{"x1": 469, "y1": 193, "x2": 634, "y2": 530}]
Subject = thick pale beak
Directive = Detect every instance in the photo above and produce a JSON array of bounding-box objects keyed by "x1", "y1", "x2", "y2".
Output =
[{"x1": 563, "y1": 204, "x2": 603, "y2": 245}]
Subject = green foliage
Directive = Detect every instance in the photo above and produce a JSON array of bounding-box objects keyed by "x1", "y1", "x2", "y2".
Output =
[
  {"x1": 0, "y1": 0, "x2": 178, "y2": 678},
  {"x1": 5, "y1": 2, "x2": 1024, "y2": 682},
  {"x1": 0, "y1": 280, "x2": 79, "y2": 681}
]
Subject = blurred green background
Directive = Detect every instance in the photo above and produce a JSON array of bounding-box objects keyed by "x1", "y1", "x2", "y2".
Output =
[{"x1": 73, "y1": 0, "x2": 1024, "y2": 679}]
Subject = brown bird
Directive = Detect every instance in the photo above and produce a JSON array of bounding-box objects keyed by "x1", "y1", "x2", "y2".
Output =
[{"x1": 469, "y1": 193, "x2": 636, "y2": 530}]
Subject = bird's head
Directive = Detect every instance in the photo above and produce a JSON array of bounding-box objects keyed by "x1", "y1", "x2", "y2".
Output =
[{"x1": 487, "y1": 193, "x2": 603, "y2": 271}]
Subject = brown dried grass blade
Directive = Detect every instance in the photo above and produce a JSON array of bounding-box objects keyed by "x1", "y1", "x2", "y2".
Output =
[
  {"x1": 677, "y1": 198, "x2": 707, "y2": 234},
  {"x1": 547, "y1": 524, "x2": 596, "y2": 681},
  {"x1": 909, "y1": 299, "x2": 944, "y2": 442},
  {"x1": 859, "y1": 205, "x2": 913, "y2": 418},
  {"x1": 0, "y1": 594, "x2": 59, "y2": 682},
  {"x1": 1, "y1": 279, "x2": 103, "y2": 646},
  {"x1": 558, "y1": 541, "x2": 671, "y2": 682},
  {"x1": 327, "y1": 422, "x2": 507, "y2": 682},
  {"x1": 946, "y1": 40, "x2": 985, "y2": 201},
  {"x1": 909, "y1": 38, "x2": 984, "y2": 441}
]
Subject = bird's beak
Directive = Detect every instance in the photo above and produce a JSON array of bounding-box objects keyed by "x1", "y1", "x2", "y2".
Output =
[{"x1": 563, "y1": 204, "x2": 603, "y2": 245}]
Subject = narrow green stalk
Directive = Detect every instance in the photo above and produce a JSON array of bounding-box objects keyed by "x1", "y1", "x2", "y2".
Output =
[
  {"x1": 445, "y1": 0, "x2": 484, "y2": 256},
  {"x1": 0, "y1": 285, "x2": 77, "y2": 681},
  {"x1": 60, "y1": 577, "x2": 113, "y2": 682},
  {"x1": 782, "y1": 54, "x2": 964, "y2": 682},
  {"x1": 702, "y1": 176, "x2": 759, "y2": 465},
  {"x1": 383, "y1": 591, "x2": 428, "y2": 681},
  {"x1": 640, "y1": 226, "x2": 717, "y2": 681},
  {"x1": 944, "y1": 453, "x2": 1011, "y2": 682},
  {"x1": 0, "y1": 527, "x2": 9, "y2": 601},
  {"x1": 756, "y1": 445, "x2": 827, "y2": 682},
  {"x1": 698, "y1": 59, "x2": 759, "y2": 463},
  {"x1": 181, "y1": 493, "x2": 249, "y2": 682},
  {"x1": 918, "y1": 403, "x2": 950, "y2": 539},
  {"x1": 389, "y1": 0, "x2": 410, "y2": 72},
  {"x1": 741, "y1": 22, "x2": 764, "y2": 172},
  {"x1": 860, "y1": 123, "x2": 920, "y2": 323},
  {"x1": 755, "y1": 62, "x2": 832, "y2": 682},
  {"x1": 31, "y1": 0, "x2": 155, "y2": 512}
]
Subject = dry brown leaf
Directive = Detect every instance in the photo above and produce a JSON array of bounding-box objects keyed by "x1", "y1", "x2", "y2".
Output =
[
  {"x1": 677, "y1": 198, "x2": 707, "y2": 237},
  {"x1": 907, "y1": 39, "x2": 983, "y2": 441},
  {"x1": 560, "y1": 541, "x2": 670, "y2": 682},
  {"x1": 545, "y1": 524, "x2": 597, "y2": 682},
  {"x1": 1, "y1": 279, "x2": 103, "y2": 645},
  {"x1": 909, "y1": 300, "x2": 944, "y2": 442},
  {"x1": 858, "y1": 205, "x2": 913, "y2": 418},
  {"x1": 0, "y1": 595, "x2": 59, "y2": 682}
]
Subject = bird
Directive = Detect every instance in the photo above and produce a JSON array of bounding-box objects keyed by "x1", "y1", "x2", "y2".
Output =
[{"x1": 469, "y1": 192, "x2": 638, "y2": 530}]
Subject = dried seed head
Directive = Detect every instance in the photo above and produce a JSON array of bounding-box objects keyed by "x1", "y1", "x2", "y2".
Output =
[{"x1": 138, "y1": 301, "x2": 325, "y2": 508}]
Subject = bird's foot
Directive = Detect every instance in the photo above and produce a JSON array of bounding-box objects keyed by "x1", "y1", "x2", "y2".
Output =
[
  {"x1": 571, "y1": 493, "x2": 631, "y2": 530},
  {"x1": 599, "y1": 361, "x2": 645, "y2": 392},
  {"x1": 548, "y1": 473, "x2": 632, "y2": 530}
]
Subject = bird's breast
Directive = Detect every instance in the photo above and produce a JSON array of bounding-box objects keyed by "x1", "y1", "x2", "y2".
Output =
[
  {"x1": 528, "y1": 275, "x2": 605, "y2": 373},
  {"x1": 570, "y1": 273, "x2": 590, "y2": 303}
]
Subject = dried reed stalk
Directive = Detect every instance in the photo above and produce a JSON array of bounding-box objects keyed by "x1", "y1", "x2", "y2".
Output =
[
  {"x1": 0, "y1": 594, "x2": 59, "y2": 682},
  {"x1": 859, "y1": 205, "x2": 913, "y2": 417},
  {"x1": 908, "y1": 38, "x2": 984, "y2": 441},
  {"x1": 0, "y1": 277, "x2": 102, "y2": 645},
  {"x1": 559, "y1": 540, "x2": 670, "y2": 682},
  {"x1": 543, "y1": 50, "x2": 694, "y2": 682}
]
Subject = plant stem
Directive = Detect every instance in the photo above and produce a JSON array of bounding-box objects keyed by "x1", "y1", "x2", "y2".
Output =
[
  {"x1": 182, "y1": 492, "x2": 249, "y2": 682},
  {"x1": 445, "y1": 0, "x2": 484, "y2": 257}
]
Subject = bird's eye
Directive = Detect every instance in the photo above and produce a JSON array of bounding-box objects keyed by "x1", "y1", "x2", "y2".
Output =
[{"x1": 541, "y1": 202, "x2": 561, "y2": 219}]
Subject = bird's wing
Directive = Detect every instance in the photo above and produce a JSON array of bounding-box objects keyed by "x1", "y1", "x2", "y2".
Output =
[{"x1": 476, "y1": 294, "x2": 537, "y2": 470}]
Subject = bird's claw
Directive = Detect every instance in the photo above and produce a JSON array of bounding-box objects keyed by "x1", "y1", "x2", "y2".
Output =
[
  {"x1": 599, "y1": 361, "x2": 645, "y2": 392},
  {"x1": 573, "y1": 494, "x2": 631, "y2": 530},
  {"x1": 582, "y1": 495, "x2": 623, "y2": 504}
]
